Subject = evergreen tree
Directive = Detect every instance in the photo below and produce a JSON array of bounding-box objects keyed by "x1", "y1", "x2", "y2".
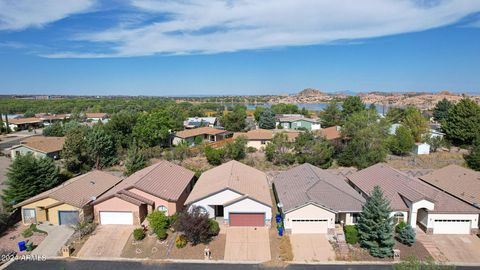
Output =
[
  {"x1": 294, "y1": 131, "x2": 334, "y2": 168},
  {"x1": 86, "y1": 125, "x2": 117, "y2": 169},
  {"x1": 265, "y1": 132, "x2": 295, "y2": 165},
  {"x1": 342, "y1": 96, "x2": 365, "y2": 119},
  {"x1": 224, "y1": 136, "x2": 247, "y2": 160},
  {"x1": 464, "y1": 140, "x2": 480, "y2": 171},
  {"x1": 443, "y1": 98, "x2": 480, "y2": 146},
  {"x1": 221, "y1": 105, "x2": 247, "y2": 132},
  {"x1": 396, "y1": 225, "x2": 416, "y2": 246},
  {"x1": 42, "y1": 122, "x2": 65, "y2": 137},
  {"x1": 253, "y1": 107, "x2": 265, "y2": 122},
  {"x1": 63, "y1": 125, "x2": 91, "y2": 173},
  {"x1": 432, "y1": 98, "x2": 453, "y2": 123},
  {"x1": 2, "y1": 154, "x2": 60, "y2": 210},
  {"x1": 258, "y1": 109, "x2": 276, "y2": 129},
  {"x1": 357, "y1": 186, "x2": 395, "y2": 258},
  {"x1": 389, "y1": 125, "x2": 415, "y2": 156},
  {"x1": 124, "y1": 143, "x2": 147, "y2": 176},
  {"x1": 320, "y1": 101, "x2": 342, "y2": 127}
]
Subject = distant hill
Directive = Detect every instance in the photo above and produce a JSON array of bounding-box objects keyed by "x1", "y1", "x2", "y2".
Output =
[{"x1": 297, "y1": 88, "x2": 327, "y2": 96}]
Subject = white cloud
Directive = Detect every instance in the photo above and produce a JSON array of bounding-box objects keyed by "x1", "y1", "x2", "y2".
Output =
[
  {"x1": 42, "y1": 0, "x2": 480, "y2": 57},
  {"x1": 0, "y1": 0, "x2": 96, "y2": 31}
]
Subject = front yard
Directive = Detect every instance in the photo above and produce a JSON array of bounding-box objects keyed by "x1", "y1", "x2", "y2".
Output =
[{"x1": 0, "y1": 222, "x2": 47, "y2": 254}]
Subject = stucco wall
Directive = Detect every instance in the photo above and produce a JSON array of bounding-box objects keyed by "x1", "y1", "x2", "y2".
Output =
[
  {"x1": 21, "y1": 197, "x2": 83, "y2": 225},
  {"x1": 93, "y1": 196, "x2": 141, "y2": 224},
  {"x1": 224, "y1": 197, "x2": 271, "y2": 226},
  {"x1": 11, "y1": 146, "x2": 47, "y2": 159},
  {"x1": 246, "y1": 140, "x2": 268, "y2": 150},
  {"x1": 128, "y1": 188, "x2": 175, "y2": 216},
  {"x1": 284, "y1": 204, "x2": 336, "y2": 230},
  {"x1": 48, "y1": 203, "x2": 82, "y2": 225},
  {"x1": 189, "y1": 189, "x2": 242, "y2": 218}
]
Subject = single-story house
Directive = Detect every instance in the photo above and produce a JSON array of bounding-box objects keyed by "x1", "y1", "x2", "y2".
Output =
[
  {"x1": 347, "y1": 163, "x2": 479, "y2": 234},
  {"x1": 184, "y1": 117, "x2": 218, "y2": 129},
  {"x1": 276, "y1": 116, "x2": 321, "y2": 131},
  {"x1": 173, "y1": 126, "x2": 232, "y2": 146},
  {"x1": 15, "y1": 170, "x2": 121, "y2": 225},
  {"x1": 233, "y1": 129, "x2": 299, "y2": 150},
  {"x1": 4, "y1": 117, "x2": 43, "y2": 131},
  {"x1": 316, "y1": 126, "x2": 342, "y2": 142},
  {"x1": 419, "y1": 165, "x2": 480, "y2": 209},
  {"x1": 11, "y1": 136, "x2": 65, "y2": 159},
  {"x1": 85, "y1": 113, "x2": 109, "y2": 123},
  {"x1": 274, "y1": 164, "x2": 365, "y2": 234},
  {"x1": 93, "y1": 161, "x2": 195, "y2": 225},
  {"x1": 39, "y1": 114, "x2": 69, "y2": 126},
  {"x1": 428, "y1": 128, "x2": 445, "y2": 139},
  {"x1": 185, "y1": 160, "x2": 272, "y2": 227},
  {"x1": 412, "y1": 142, "x2": 430, "y2": 155}
]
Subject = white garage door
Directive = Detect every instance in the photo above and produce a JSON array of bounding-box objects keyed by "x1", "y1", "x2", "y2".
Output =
[
  {"x1": 291, "y1": 219, "x2": 328, "y2": 234},
  {"x1": 100, "y1": 211, "x2": 133, "y2": 225},
  {"x1": 433, "y1": 219, "x2": 471, "y2": 234}
]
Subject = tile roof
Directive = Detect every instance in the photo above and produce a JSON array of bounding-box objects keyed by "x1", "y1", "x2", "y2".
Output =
[
  {"x1": 347, "y1": 163, "x2": 480, "y2": 214},
  {"x1": 274, "y1": 164, "x2": 365, "y2": 213},
  {"x1": 96, "y1": 160, "x2": 195, "y2": 204},
  {"x1": 15, "y1": 170, "x2": 122, "y2": 208},
  {"x1": 175, "y1": 127, "x2": 229, "y2": 139},
  {"x1": 185, "y1": 160, "x2": 272, "y2": 207},
  {"x1": 85, "y1": 113, "x2": 108, "y2": 118},
  {"x1": 233, "y1": 129, "x2": 300, "y2": 141},
  {"x1": 279, "y1": 117, "x2": 319, "y2": 123},
  {"x1": 12, "y1": 136, "x2": 65, "y2": 153},
  {"x1": 316, "y1": 126, "x2": 342, "y2": 140},
  {"x1": 420, "y1": 165, "x2": 480, "y2": 208},
  {"x1": 8, "y1": 117, "x2": 42, "y2": 125}
]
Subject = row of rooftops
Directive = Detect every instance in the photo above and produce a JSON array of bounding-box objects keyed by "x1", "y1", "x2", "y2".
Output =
[{"x1": 3, "y1": 113, "x2": 109, "y2": 125}]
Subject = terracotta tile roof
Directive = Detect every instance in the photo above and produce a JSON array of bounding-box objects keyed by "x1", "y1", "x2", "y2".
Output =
[
  {"x1": 175, "y1": 127, "x2": 229, "y2": 139},
  {"x1": 316, "y1": 126, "x2": 342, "y2": 140},
  {"x1": 15, "y1": 170, "x2": 122, "y2": 208},
  {"x1": 347, "y1": 163, "x2": 480, "y2": 214},
  {"x1": 96, "y1": 160, "x2": 195, "y2": 204},
  {"x1": 274, "y1": 164, "x2": 365, "y2": 213},
  {"x1": 85, "y1": 113, "x2": 108, "y2": 119},
  {"x1": 8, "y1": 117, "x2": 42, "y2": 125},
  {"x1": 420, "y1": 165, "x2": 480, "y2": 208},
  {"x1": 234, "y1": 129, "x2": 299, "y2": 142},
  {"x1": 12, "y1": 136, "x2": 65, "y2": 153},
  {"x1": 185, "y1": 160, "x2": 272, "y2": 207}
]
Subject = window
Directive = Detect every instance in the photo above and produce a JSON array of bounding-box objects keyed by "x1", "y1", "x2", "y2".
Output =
[
  {"x1": 352, "y1": 213, "x2": 360, "y2": 224},
  {"x1": 197, "y1": 206, "x2": 208, "y2": 215},
  {"x1": 261, "y1": 140, "x2": 266, "y2": 145},
  {"x1": 157, "y1": 205, "x2": 168, "y2": 213},
  {"x1": 393, "y1": 212, "x2": 404, "y2": 224}
]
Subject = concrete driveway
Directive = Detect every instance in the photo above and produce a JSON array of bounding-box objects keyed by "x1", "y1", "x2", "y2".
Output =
[
  {"x1": 430, "y1": 234, "x2": 480, "y2": 263},
  {"x1": 77, "y1": 225, "x2": 134, "y2": 258},
  {"x1": 290, "y1": 234, "x2": 335, "y2": 262},
  {"x1": 224, "y1": 227, "x2": 270, "y2": 262},
  {"x1": 31, "y1": 224, "x2": 74, "y2": 257}
]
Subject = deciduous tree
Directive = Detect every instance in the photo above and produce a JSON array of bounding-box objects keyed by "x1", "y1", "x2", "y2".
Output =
[
  {"x1": 265, "y1": 132, "x2": 295, "y2": 165},
  {"x1": 174, "y1": 207, "x2": 212, "y2": 245},
  {"x1": 63, "y1": 125, "x2": 91, "y2": 173},
  {"x1": 221, "y1": 105, "x2": 247, "y2": 132},
  {"x1": 86, "y1": 125, "x2": 117, "y2": 169},
  {"x1": 401, "y1": 107, "x2": 428, "y2": 142},
  {"x1": 389, "y1": 125, "x2": 415, "y2": 156},
  {"x1": 320, "y1": 101, "x2": 342, "y2": 127},
  {"x1": 124, "y1": 143, "x2": 147, "y2": 176},
  {"x1": 294, "y1": 132, "x2": 333, "y2": 168}
]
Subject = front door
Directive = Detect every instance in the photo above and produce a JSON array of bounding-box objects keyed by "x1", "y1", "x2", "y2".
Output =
[
  {"x1": 215, "y1": 205, "x2": 224, "y2": 217},
  {"x1": 23, "y1": 208, "x2": 36, "y2": 224}
]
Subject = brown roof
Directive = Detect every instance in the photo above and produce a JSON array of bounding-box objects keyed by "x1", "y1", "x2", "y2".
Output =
[
  {"x1": 316, "y1": 126, "x2": 342, "y2": 140},
  {"x1": 13, "y1": 136, "x2": 65, "y2": 153},
  {"x1": 8, "y1": 117, "x2": 42, "y2": 125},
  {"x1": 234, "y1": 129, "x2": 299, "y2": 142},
  {"x1": 15, "y1": 170, "x2": 122, "y2": 208},
  {"x1": 185, "y1": 160, "x2": 272, "y2": 206},
  {"x1": 347, "y1": 163, "x2": 480, "y2": 214},
  {"x1": 420, "y1": 165, "x2": 480, "y2": 208},
  {"x1": 279, "y1": 117, "x2": 319, "y2": 123},
  {"x1": 274, "y1": 164, "x2": 365, "y2": 213},
  {"x1": 175, "y1": 127, "x2": 229, "y2": 139},
  {"x1": 41, "y1": 114, "x2": 69, "y2": 120},
  {"x1": 95, "y1": 160, "x2": 195, "y2": 204},
  {"x1": 85, "y1": 113, "x2": 108, "y2": 118}
]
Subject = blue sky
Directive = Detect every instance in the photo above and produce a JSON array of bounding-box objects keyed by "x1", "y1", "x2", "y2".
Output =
[{"x1": 0, "y1": 0, "x2": 480, "y2": 96}]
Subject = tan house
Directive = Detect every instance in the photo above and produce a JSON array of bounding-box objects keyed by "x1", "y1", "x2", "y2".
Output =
[
  {"x1": 15, "y1": 170, "x2": 121, "y2": 225},
  {"x1": 5, "y1": 117, "x2": 43, "y2": 131},
  {"x1": 233, "y1": 129, "x2": 299, "y2": 150},
  {"x1": 11, "y1": 136, "x2": 65, "y2": 159},
  {"x1": 93, "y1": 161, "x2": 195, "y2": 225},
  {"x1": 173, "y1": 126, "x2": 232, "y2": 146}
]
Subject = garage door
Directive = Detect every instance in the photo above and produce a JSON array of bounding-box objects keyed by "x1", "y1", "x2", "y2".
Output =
[
  {"x1": 59, "y1": 211, "x2": 79, "y2": 225},
  {"x1": 433, "y1": 219, "x2": 471, "y2": 234},
  {"x1": 100, "y1": 211, "x2": 133, "y2": 225},
  {"x1": 291, "y1": 219, "x2": 328, "y2": 234},
  {"x1": 229, "y1": 213, "x2": 264, "y2": 226}
]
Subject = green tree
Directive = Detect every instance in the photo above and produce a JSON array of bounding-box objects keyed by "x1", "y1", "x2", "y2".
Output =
[
  {"x1": 224, "y1": 136, "x2": 247, "y2": 160},
  {"x1": 396, "y1": 224, "x2": 416, "y2": 246},
  {"x1": 443, "y1": 98, "x2": 480, "y2": 146},
  {"x1": 342, "y1": 96, "x2": 365, "y2": 118},
  {"x1": 42, "y1": 123, "x2": 65, "y2": 137},
  {"x1": 464, "y1": 140, "x2": 480, "y2": 171},
  {"x1": 385, "y1": 107, "x2": 406, "y2": 123},
  {"x1": 86, "y1": 125, "x2": 117, "y2": 169},
  {"x1": 389, "y1": 125, "x2": 415, "y2": 156},
  {"x1": 265, "y1": 132, "x2": 295, "y2": 165},
  {"x1": 2, "y1": 154, "x2": 60, "y2": 210},
  {"x1": 294, "y1": 131, "x2": 333, "y2": 168},
  {"x1": 424, "y1": 135, "x2": 446, "y2": 152},
  {"x1": 205, "y1": 146, "x2": 225, "y2": 165},
  {"x1": 105, "y1": 110, "x2": 138, "y2": 149},
  {"x1": 23, "y1": 110, "x2": 35, "y2": 118},
  {"x1": 320, "y1": 101, "x2": 342, "y2": 127},
  {"x1": 174, "y1": 207, "x2": 212, "y2": 245},
  {"x1": 433, "y1": 98, "x2": 453, "y2": 123},
  {"x1": 357, "y1": 186, "x2": 395, "y2": 258},
  {"x1": 147, "y1": 211, "x2": 170, "y2": 240},
  {"x1": 270, "y1": 103, "x2": 300, "y2": 115},
  {"x1": 258, "y1": 109, "x2": 276, "y2": 129},
  {"x1": 124, "y1": 143, "x2": 147, "y2": 176},
  {"x1": 133, "y1": 107, "x2": 184, "y2": 148},
  {"x1": 339, "y1": 110, "x2": 389, "y2": 169},
  {"x1": 253, "y1": 107, "x2": 265, "y2": 122},
  {"x1": 221, "y1": 105, "x2": 247, "y2": 132},
  {"x1": 63, "y1": 125, "x2": 91, "y2": 173},
  {"x1": 402, "y1": 107, "x2": 428, "y2": 142}
]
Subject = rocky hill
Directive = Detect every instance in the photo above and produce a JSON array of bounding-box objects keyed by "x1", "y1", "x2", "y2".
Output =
[{"x1": 297, "y1": 88, "x2": 327, "y2": 97}]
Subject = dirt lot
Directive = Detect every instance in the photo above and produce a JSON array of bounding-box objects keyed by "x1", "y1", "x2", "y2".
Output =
[
  {"x1": 386, "y1": 150, "x2": 466, "y2": 170},
  {"x1": 0, "y1": 222, "x2": 46, "y2": 253}
]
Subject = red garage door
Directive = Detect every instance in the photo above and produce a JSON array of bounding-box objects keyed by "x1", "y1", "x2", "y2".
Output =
[{"x1": 229, "y1": 213, "x2": 265, "y2": 226}]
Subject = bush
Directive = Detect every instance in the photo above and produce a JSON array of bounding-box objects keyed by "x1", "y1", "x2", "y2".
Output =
[
  {"x1": 344, "y1": 225, "x2": 359, "y2": 244},
  {"x1": 30, "y1": 224, "x2": 47, "y2": 235},
  {"x1": 147, "y1": 211, "x2": 170, "y2": 240},
  {"x1": 396, "y1": 225, "x2": 416, "y2": 246},
  {"x1": 204, "y1": 146, "x2": 225, "y2": 165},
  {"x1": 21, "y1": 228, "x2": 33, "y2": 238},
  {"x1": 174, "y1": 207, "x2": 211, "y2": 245},
  {"x1": 175, "y1": 234, "x2": 188, "y2": 248},
  {"x1": 395, "y1": 221, "x2": 407, "y2": 234},
  {"x1": 246, "y1": 146, "x2": 257, "y2": 153},
  {"x1": 73, "y1": 221, "x2": 96, "y2": 238},
  {"x1": 155, "y1": 228, "x2": 168, "y2": 240},
  {"x1": 133, "y1": 228, "x2": 145, "y2": 241},
  {"x1": 208, "y1": 219, "x2": 220, "y2": 236}
]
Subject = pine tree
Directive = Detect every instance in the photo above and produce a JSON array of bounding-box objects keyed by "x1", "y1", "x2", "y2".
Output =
[
  {"x1": 465, "y1": 140, "x2": 480, "y2": 171},
  {"x1": 63, "y1": 125, "x2": 91, "y2": 173},
  {"x1": 432, "y1": 98, "x2": 453, "y2": 123},
  {"x1": 443, "y1": 98, "x2": 480, "y2": 146},
  {"x1": 86, "y1": 125, "x2": 117, "y2": 169},
  {"x1": 124, "y1": 143, "x2": 147, "y2": 176},
  {"x1": 396, "y1": 224, "x2": 416, "y2": 246},
  {"x1": 320, "y1": 101, "x2": 342, "y2": 127},
  {"x1": 258, "y1": 109, "x2": 276, "y2": 129},
  {"x1": 357, "y1": 186, "x2": 395, "y2": 258}
]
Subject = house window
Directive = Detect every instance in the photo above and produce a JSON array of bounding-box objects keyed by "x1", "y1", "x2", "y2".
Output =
[
  {"x1": 157, "y1": 205, "x2": 168, "y2": 213},
  {"x1": 393, "y1": 212, "x2": 404, "y2": 224},
  {"x1": 261, "y1": 140, "x2": 266, "y2": 145},
  {"x1": 352, "y1": 213, "x2": 360, "y2": 224}
]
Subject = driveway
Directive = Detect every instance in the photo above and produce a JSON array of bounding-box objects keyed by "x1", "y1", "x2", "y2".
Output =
[
  {"x1": 290, "y1": 234, "x2": 335, "y2": 262},
  {"x1": 31, "y1": 224, "x2": 74, "y2": 257},
  {"x1": 77, "y1": 225, "x2": 134, "y2": 258},
  {"x1": 224, "y1": 227, "x2": 270, "y2": 262},
  {"x1": 429, "y1": 234, "x2": 480, "y2": 263}
]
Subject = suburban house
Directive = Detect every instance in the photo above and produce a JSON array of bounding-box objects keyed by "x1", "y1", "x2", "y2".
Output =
[
  {"x1": 4, "y1": 117, "x2": 43, "y2": 131},
  {"x1": 233, "y1": 129, "x2": 299, "y2": 150},
  {"x1": 15, "y1": 170, "x2": 121, "y2": 225},
  {"x1": 93, "y1": 161, "x2": 195, "y2": 225},
  {"x1": 85, "y1": 113, "x2": 109, "y2": 123},
  {"x1": 183, "y1": 117, "x2": 218, "y2": 129},
  {"x1": 11, "y1": 136, "x2": 65, "y2": 159},
  {"x1": 273, "y1": 164, "x2": 365, "y2": 234},
  {"x1": 316, "y1": 126, "x2": 342, "y2": 142},
  {"x1": 38, "y1": 114, "x2": 69, "y2": 126},
  {"x1": 173, "y1": 127, "x2": 233, "y2": 146},
  {"x1": 347, "y1": 163, "x2": 480, "y2": 234},
  {"x1": 276, "y1": 116, "x2": 321, "y2": 131},
  {"x1": 419, "y1": 165, "x2": 480, "y2": 209},
  {"x1": 185, "y1": 160, "x2": 272, "y2": 227}
]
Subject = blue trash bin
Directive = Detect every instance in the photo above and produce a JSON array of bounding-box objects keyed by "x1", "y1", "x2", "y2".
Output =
[
  {"x1": 275, "y1": 214, "x2": 282, "y2": 223},
  {"x1": 18, "y1": 241, "x2": 26, "y2": 252},
  {"x1": 278, "y1": 227, "x2": 283, "y2": 236}
]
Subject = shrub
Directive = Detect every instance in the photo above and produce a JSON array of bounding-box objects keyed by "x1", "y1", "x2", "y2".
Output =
[
  {"x1": 395, "y1": 221, "x2": 407, "y2": 234},
  {"x1": 133, "y1": 228, "x2": 145, "y2": 241},
  {"x1": 147, "y1": 211, "x2": 170, "y2": 240},
  {"x1": 344, "y1": 225, "x2": 359, "y2": 244},
  {"x1": 246, "y1": 146, "x2": 257, "y2": 153},
  {"x1": 155, "y1": 228, "x2": 168, "y2": 240},
  {"x1": 30, "y1": 224, "x2": 47, "y2": 235},
  {"x1": 174, "y1": 207, "x2": 211, "y2": 245},
  {"x1": 175, "y1": 234, "x2": 188, "y2": 248},
  {"x1": 396, "y1": 225, "x2": 416, "y2": 246},
  {"x1": 73, "y1": 221, "x2": 96, "y2": 238},
  {"x1": 205, "y1": 146, "x2": 225, "y2": 165},
  {"x1": 169, "y1": 213, "x2": 179, "y2": 227},
  {"x1": 208, "y1": 219, "x2": 220, "y2": 236},
  {"x1": 21, "y1": 228, "x2": 33, "y2": 238}
]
